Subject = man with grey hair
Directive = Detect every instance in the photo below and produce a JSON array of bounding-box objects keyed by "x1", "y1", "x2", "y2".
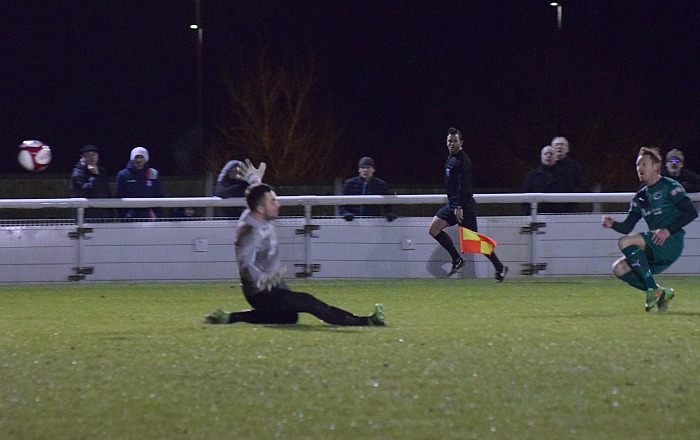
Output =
[{"x1": 551, "y1": 136, "x2": 587, "y2": 212}]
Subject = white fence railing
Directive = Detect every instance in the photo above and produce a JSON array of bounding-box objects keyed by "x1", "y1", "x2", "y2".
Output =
[
  {"x1": 0, "y1": 192, "x2": 665, "y2": 210},
  {"x1": 1, "y1": 193, "x2": 699, "y2": 283},
  {"x1": 3, "y1": 192, "x2": 698, "y2": 211}
]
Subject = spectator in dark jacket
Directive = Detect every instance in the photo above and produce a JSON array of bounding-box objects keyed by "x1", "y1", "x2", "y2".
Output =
[
  {"x1": 214, "y1": 160, "x2": 249, "y2": 218},
  {"x1": 552, "y1": 136, "x2": 587, "y2": 192},
  {"x1": 70, "y1": 144, "x2": 113, "y2": 219},
  {"x1": 520, "y1": 145, "x2": 568, "y2": 214},
  {"x1": 551, "y1": 136, "x2": 587, "y2": 212},
  {"x1": 115, "y1": 146, "x2": 164, "y2": 220},
  {"x1": 339, "y1": 156, "x2": 397, "y2": 221},
  {"x1": 662, "y1": 149, "x2": 700, "y2": 193}
]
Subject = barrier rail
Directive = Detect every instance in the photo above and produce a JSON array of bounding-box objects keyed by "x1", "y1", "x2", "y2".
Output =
[
  {"x1": 2, "y1": 193, "x2": 698, "y2": 283},
  {"x1": 2, "y1": 192, "x2": 699, "y2": 225},
  {"x1": 0, "y1": 192, "x2": 660, "y2": 209},
  {"x1": 3, "y1": 192, "x2": 698, "y2": 209}
]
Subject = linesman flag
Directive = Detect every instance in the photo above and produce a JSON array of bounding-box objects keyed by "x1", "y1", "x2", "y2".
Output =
[{"x1": 459, "y1": 227, "x2": 496, "y2": 256}]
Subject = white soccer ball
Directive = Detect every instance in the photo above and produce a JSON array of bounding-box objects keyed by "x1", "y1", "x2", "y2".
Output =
[{"x1": 18, "y1": 140, "x2": 52, "y2": 172}]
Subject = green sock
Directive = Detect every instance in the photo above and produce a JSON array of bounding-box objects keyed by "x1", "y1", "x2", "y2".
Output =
[
  {"x1": 621, "y1": 245, "x2": 657, "y2": 291},
  {"x1": 617, "y1": 271, "x2": 645, "y2": 291}
]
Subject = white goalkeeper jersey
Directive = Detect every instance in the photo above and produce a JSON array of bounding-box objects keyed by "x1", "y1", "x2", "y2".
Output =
[{"x1": 235, "y1": 209, "x2": 287, "y2": 296}]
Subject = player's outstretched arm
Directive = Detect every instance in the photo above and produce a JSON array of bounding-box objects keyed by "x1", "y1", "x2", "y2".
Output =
[{"x1": 236, "y1": 159, "x2": 267, "y2": 184}]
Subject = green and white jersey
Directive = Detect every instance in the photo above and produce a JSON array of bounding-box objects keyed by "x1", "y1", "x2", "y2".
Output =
[{"x1": 631, "y1": 177, "x2": 688, "y2": 231}]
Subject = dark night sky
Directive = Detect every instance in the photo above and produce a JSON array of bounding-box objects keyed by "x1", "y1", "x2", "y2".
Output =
[{"x1": 1, "y1": 1, "x2": 699, "y2": 188}]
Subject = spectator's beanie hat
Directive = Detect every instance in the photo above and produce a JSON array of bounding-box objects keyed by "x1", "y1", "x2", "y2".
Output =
[
  {"x1": 666, "y1": 149, "x2": 684, "y2": 162},
  {"x1": 218, "y1": 160, "x2": 242, "y2": 182},
  {"x1": 130, "y1": 146, "x2": 149, "y2": 162},
  {"x1": 80, "y1": 144, "x2": 99, "y2": 154},
  {"x1": 358, "y1": 156, "x2": 375, "y2": 168}
]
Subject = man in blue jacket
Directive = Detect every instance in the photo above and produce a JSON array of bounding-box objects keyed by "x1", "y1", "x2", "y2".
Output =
[
  {"x1": 339, "y1": 156, "x2": 397, "y2": 222},
  {"x1": 115, "y1": 147, "x2": 164, "y2": 219}
]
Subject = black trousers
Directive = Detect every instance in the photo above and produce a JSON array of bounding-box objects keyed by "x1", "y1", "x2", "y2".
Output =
[{"x1": 231, "y1": 287, "x2": 370, "y2": 326}]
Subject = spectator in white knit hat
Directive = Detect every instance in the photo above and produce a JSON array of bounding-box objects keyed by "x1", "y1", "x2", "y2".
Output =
[{"x1": 115, "y1": 146, "x2": 164, "y2": 219}]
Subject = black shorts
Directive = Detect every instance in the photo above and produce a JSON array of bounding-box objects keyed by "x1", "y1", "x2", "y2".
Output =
[{"x1": 435, "y1": 203, "x2": 478, "y2": 231}]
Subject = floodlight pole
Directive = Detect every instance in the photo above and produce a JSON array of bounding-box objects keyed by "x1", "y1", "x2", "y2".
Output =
[
  {"x1": 550, "y1": 2, "x2": 563, "y2": 29},
  {"x1": 194, "y1": 0, "x2": 204, "y2": 164}
]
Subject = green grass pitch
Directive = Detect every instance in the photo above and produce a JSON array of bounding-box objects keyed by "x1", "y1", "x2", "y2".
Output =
[{"x1": 1, "y1": 277, "x2": 699, "y2": 439}]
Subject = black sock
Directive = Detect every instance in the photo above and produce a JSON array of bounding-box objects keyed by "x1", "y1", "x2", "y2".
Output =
[
  {"x1": 433, "y1": 231, "x2": 460, "y2": 261},
  {"x1": 487, "y1": 252, "x2": 504, "y2": 272}
]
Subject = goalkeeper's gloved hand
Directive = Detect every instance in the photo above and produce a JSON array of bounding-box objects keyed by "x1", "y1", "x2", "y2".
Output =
[
  {"x1": 236, "y1": 159, "x2": 267, "y2": 184},
  {"x1": 386, "y1": 213, "x2": 398, "y2": 222},
  {"x1": 266, "y1": 266, "x2": 286, "y2": 291},
  {"x1": 343, "y1": 213, "x2": 354, "y2": 222},
  {"x1": 257, "y1": 267, "x2": 286, "y2": 291}
]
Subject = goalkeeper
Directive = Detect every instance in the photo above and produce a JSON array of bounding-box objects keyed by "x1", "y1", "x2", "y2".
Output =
[
  {"x1": 205, "y1": 161, "x2": 385, "y2": 326},
  {"x1": 602, "y1": 147, "x2": 698, "y2": 312}
]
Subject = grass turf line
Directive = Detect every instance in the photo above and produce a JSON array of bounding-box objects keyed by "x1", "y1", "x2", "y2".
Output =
[{"x1": 1, "y1": 278, "x2": 699, "y2": 439}]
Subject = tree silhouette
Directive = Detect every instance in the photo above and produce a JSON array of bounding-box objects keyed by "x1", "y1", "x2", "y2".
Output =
[{"x1": 210, "y1": 47, "x2": 344, "y2": 184}]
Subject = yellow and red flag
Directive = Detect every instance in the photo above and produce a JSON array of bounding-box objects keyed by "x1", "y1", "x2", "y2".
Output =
[{"x1": 459, "y1": 227, "x2": 497, "y2": 256}]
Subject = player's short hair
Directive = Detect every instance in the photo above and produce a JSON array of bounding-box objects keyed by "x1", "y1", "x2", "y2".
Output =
[
  {"x1": 638, "y1": 147, "x2": 662, "y2": 165},
  {"x1": 447, "y1": 127, "x2": 463, "y2": 140},
  {"x1": 245, "y1": 183, "x2": 273, "y2": 210}
]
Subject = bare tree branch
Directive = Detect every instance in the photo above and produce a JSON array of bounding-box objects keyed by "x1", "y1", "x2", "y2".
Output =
[{"x1": 211, "y1": 47, "x2": 343, "y2": 184}]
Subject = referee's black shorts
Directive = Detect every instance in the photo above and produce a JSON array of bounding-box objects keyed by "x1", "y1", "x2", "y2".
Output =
[{"x1": 434, "y1": 202, "x2": 478, "y2": 231}]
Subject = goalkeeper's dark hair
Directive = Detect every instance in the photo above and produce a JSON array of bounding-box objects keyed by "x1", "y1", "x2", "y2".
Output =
[
  {"x1": 638, "y1": 147, "x2": 662, "y2": 165},
  {"x1": 447, "y1": 127, "x2": 463, "y2": 140},
  {"x1": 245, "y1": 183, "x2": 273, "y2": 210}
]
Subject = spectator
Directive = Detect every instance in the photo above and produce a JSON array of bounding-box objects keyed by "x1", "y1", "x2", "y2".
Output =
[
  {"x1": 661, "y1": 149, "x2": 700, "y2": 193},
  {"x1": 204, "y1": 183, "x2": 386, "y2": 326},
  {"x1": 520, "y1": 145, "x2": 567, "y2": 214},
  {"x1": 69, "y1": 144, "x2": 113, "y2": 219},
  {"x1": 339, "y1": 156, "x2": 397, "y2": 222},
  {"x1": 115, "y1": 146, "x2": 164, "y2": 220},
  {"x1": 214, "y1": 160, "x2": 249, "y2": 218},
  {"x1": 551, "y1": 136, "x2": 587, "y2": 192},
  {"x1": 171, "y1": 207, "x2": 196, "y2": 220},
  {"x1": 428, "y1": 127, "x2": 507, "y2": 281},
  {"x1": 552, "y1": 136, "x2": 587, "y2": 212}
]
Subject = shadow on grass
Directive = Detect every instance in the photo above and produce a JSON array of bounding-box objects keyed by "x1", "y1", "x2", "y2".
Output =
[
  {"x1": 527, "y1": 313, "x2": 619, "y2": 319},
  {"x1": 534, "y1": 310, "x2": 700, "y2": 319},
  {"x1": 661, "y1": 311, "x2": 700, "y2": 317},
  {"x1": 264, "y1": 324, "x2": 365, "y2": 333},
  {"x1": 516, "y1": 280, "x2": 597, "y2": 285},
  {"x1": 200, "y1": 323, "x2": 379, "y2": 332}
]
